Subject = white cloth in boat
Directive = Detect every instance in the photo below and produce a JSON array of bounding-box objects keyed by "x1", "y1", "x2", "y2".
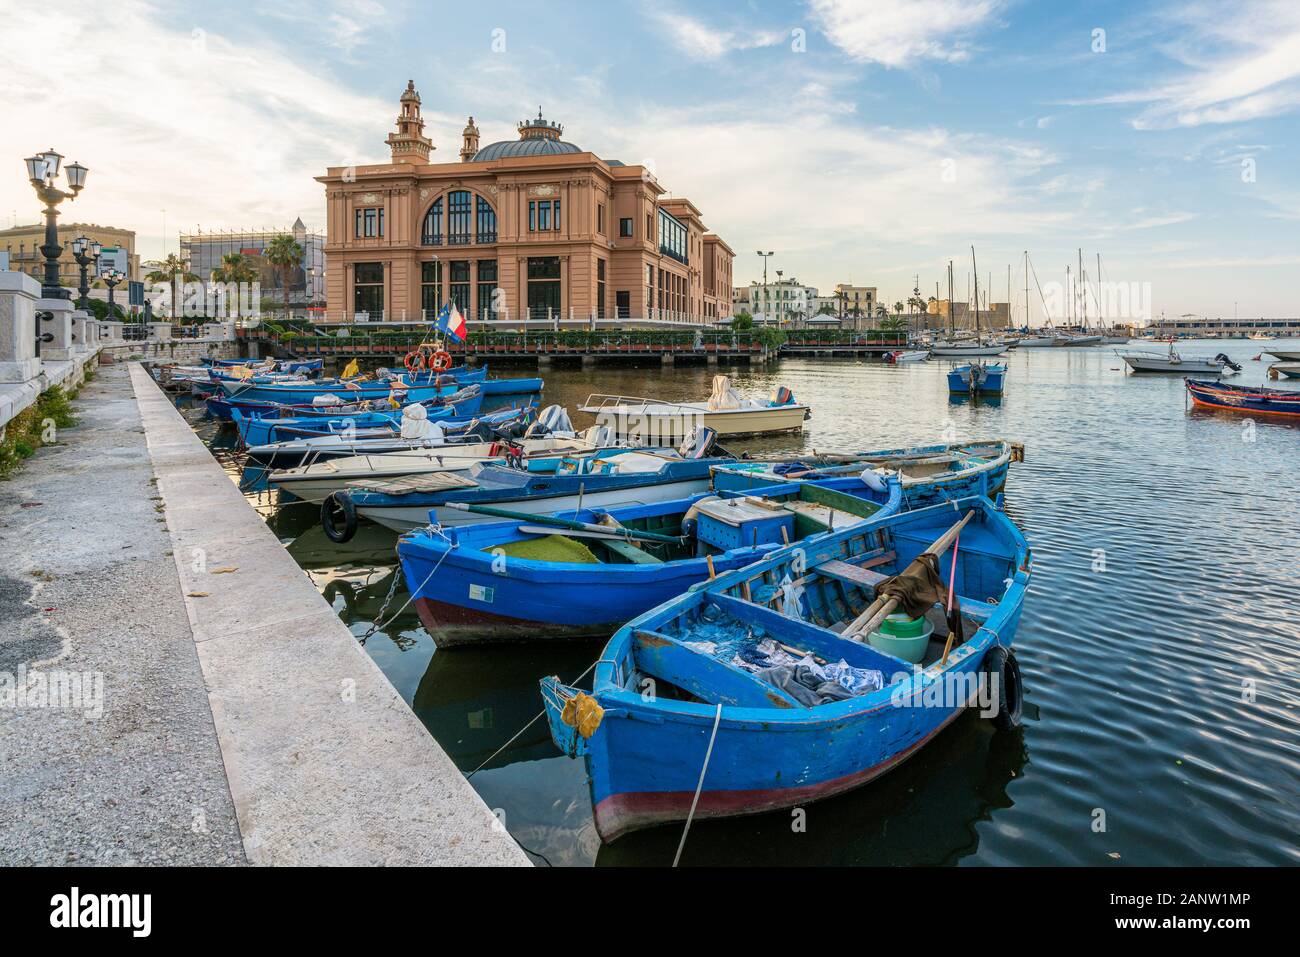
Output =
[
  {"x1": 400, "y1": 403, "x2": 445, "y2": 441},
  {"x1": 707, "y1": 374, "x2": 744, "y2": 411},
  {"x1": 312, "y1": 394, "x2": 344, "y2": 407}
]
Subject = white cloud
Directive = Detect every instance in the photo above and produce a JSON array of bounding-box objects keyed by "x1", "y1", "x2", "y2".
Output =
[
  {"x1": 0, "y1": 0, "x2": 394, "y2": 258},
  {"x1": 809, "y1": 0, "x2": 1001, "y2": 68},
  {"x1": 1092, "y1": 1, "x2": 1300, "y2": 128},
  {"x1": 645, "y1": 7, "x2": 784, "y2": 60}
]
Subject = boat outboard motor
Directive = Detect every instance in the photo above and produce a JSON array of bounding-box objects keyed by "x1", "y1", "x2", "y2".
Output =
[
  {"x1": 525, "y1": 404, "x2": 573, "y2": 438},
  {"x1": 1215, "y1": 353, "x2": 1243, "y2": 373},
  {"x1": 677, "y1": 426, "x2": 720, "y2": 459}
]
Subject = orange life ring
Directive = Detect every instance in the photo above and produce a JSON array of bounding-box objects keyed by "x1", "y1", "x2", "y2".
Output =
[
  {"x1": 429, "y1": 350, "x2": 452, "y2": 371},
  {"x1": 404, "y1": 350, "x2": 425, "y2": 372}
]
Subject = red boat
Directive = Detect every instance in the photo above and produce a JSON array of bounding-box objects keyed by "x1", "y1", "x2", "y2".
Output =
[{"x1": 1185, "y1": 378, "x2": 1300, "y2": 419}]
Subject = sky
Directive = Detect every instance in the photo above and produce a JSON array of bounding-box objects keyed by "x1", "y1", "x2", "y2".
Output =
[{"x1": 4, "y1": 0, "x2": 1299, "y2": 322}]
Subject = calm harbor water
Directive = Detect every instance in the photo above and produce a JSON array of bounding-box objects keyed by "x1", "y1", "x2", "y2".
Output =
[{"x1": 187, "y1": 340, "x2": 1300, "y2": 866}]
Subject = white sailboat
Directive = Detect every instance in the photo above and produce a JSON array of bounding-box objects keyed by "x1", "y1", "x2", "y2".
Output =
[{"x1": 930, "y1": 259, "x2": 1009, "y2": 356}]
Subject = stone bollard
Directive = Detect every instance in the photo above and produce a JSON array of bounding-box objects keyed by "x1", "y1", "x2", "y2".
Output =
[
  {"x1": 202, "y1": 321, "x2": 236, "y2": 341},
  {"x1": 0, "y1": 271, "x2": 42, "y2": 383},
  {"x1": 71, "y1": 310, "x2": 93, "y2": 354},
  {"x1": 148, "y1": 321, "x2": 174, "y2": 341},
  {"x1": 37, "y1": 297, "x2": 77, "y2": 361},
  {"x1": 99, "y1": 320, "x2": 125, "y2": 343}
]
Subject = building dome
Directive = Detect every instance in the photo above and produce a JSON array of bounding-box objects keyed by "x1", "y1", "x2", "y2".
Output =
[{"x1": 473, "y1": 109, "x2": 582, "y2": 161}]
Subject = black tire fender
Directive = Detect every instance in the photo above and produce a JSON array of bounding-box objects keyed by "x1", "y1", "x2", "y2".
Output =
[
  {"x1": 981, "y1": 645, "x2": 1023, "y2": 730},
  {"x1": 322, "y1": 492, "x2": 358, "y2": 544}
]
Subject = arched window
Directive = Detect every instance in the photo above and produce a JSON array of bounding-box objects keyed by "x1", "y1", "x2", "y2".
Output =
[
  {"x1": 476, "y1": 196, "x2": 497, "y2": 243},
  {"x1": 448, "y1": 190, "x2": 472, "y2": 245},
  {"x1": 421, "y1": 198, "x2": 443, "y2": 246}
]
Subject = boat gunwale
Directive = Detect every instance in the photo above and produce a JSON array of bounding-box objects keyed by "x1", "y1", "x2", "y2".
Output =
[
  {"x1": 588, "y1": 494, "x2": 1030, "y2": 728},
  {"x1": 396, "y1": 476, "x2": 903, "y2": 581}
]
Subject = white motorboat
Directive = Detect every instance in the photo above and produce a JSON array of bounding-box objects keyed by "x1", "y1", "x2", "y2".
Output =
[
  {"x1": 1117, "y1": 345, "x2": 1241, "y2": 374},
  {"x1": 1268, "y1": 361, "x2": 1300, "y2": 379},
  {"x1": 580, "y1": 376, "x2": 808, "y2": 440},
  {"x1": 268, "y1": 428, "x2": 617, "y2": 504},
  {"x1": 1014, "y1": 334, "x2": 1067, "y2": 347},
  {"x1": 1060, "y1": 334, "x2": 1103, "y2": 346},
  {"x1": 1266, "y1": 348, "x2": 1300, "y2": 361},
  {"x1": 883, "y1": 350, "x2": 930, "y2": 363}
]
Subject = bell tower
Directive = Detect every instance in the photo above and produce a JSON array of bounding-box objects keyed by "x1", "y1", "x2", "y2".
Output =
[
  {"x1": 387, "y1": 80, "x2": 433, "y2": 164},
  {"x1": 460, "y1": 116, "x2": 481, "y2": 162}
]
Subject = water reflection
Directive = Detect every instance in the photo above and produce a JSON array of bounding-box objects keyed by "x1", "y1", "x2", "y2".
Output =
[{"x1": 177, "y1": 342, "x2": 1300, "y2": 867}]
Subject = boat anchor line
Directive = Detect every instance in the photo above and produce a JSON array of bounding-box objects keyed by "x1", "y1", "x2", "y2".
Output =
[
  {"x1": 357, "y1": 525, "x2": 458, "y2": 646},
  {"x1": 673, "y1": 701, "x2": 724, "y2": 869}
]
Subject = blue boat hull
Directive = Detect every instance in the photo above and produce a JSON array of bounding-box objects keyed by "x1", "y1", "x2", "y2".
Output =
[
  {"x1": 541, "y1": 497, "x2": 1031, "y2": 842},
  {"x1": 711, "y1": 440, "x2": 1016, "y2": 509},
  {"x1": 399, "y1": 476, "x2": 903, "y2": 645},
  {"x1": 480, "y1": 376, "x2": 544, "y2": 396},
  {"x1": 947, "y1": 363, "x2": 1007, "y2": 394}
]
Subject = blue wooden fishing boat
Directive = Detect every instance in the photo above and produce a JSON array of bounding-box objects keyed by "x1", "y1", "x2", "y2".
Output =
[
  {"x1": 711, "y1": 440, "x2": 1019, "y2": 508},
  {"x1": 243, "y1": 405, "x2": 536, "y2": 468},
  {"x1": 209, "y1": 382, "x2": 482, "y2": 424},
  {"x1": 233, "y1": 400, "x2": 494, "y2": 448},
  {"x1": 947, "y1": 362, "x2": 1007, "y2": 395},
  {"x1": 479, "y1": 375, "x2": 544, "y2": 396},
  {"x1": 1186, "y1": 378, "x2": 1300, "y2": 419},
  {"x1": 398, "y1": 475, "x2": 903, "y2": 646},
  {"x1": 540, "y1": 493, "x2": 1030, "y2": 843},
  {"x1": 202, "y1": 356, "x2": 324, "y2": 375},
  {"x1": 215, "y1": 375, "x2": 463, "y2": 406},
  {"x1": 321, "y1": 434, "x2": 731, "y2": 539}
]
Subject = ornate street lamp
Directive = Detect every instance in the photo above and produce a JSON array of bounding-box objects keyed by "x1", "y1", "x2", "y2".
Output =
[
  {"x1": 102, "y1": 268, "x2": 125, "y2": 319},
  {"x1": 70, "y1": 236, "x2": 101, "y2": 310},
  {"x1": 24, "y1": 148, "x2": 89, "y2": 299}
]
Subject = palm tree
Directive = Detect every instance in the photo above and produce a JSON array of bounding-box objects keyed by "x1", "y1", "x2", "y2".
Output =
[
  {"x1": 263, "y1": 234, "x2": 304, "y2": 321},
  {"x1": 893, "y1": 300, "x2": 905, "y2": 315},
  {"x1": 145, "y1": 253, "x2": 198, "y2": 319},
  {"x1": 212, "y1": 252, "x2": 258, "y2": 285}
]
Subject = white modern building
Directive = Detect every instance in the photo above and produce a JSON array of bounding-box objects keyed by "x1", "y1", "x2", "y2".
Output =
[{"x1": 748, "y1": 277, "x2": 818, "y2": 324}]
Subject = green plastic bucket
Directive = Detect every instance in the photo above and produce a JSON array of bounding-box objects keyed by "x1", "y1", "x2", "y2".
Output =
[{"x1": 868, "y1": 613, "x2": 934, "y2": 663}]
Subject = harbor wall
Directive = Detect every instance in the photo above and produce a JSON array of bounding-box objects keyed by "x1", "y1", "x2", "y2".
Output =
[{"x1": 130, "y1": 364, "x2": 529, "y2": 865}]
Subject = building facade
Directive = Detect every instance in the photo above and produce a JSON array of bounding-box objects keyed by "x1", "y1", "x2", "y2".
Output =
[
  {"x1": 748, "y1": 278, "x2": 818, "y2": 324},
  {"x1": 179, "y1": 219, "x2": 326, "y2": 307},
  {"x1": 0, "y1": 222, "x2": 139, "y2": 289},
  {"x1": 317, "y1": 82, "x2": 733, "y2": 323}
]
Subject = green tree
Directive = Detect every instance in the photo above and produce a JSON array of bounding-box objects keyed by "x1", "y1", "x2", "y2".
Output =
[
  {"x1": 731, "y1": 311, "x2": 754, "y2": 330},
  {"x1": 879, "y1": 314, "x2": 907, "y2": 332},
  {"x1": 263, "y1": 234, "x2": 304, "y2": 321}
]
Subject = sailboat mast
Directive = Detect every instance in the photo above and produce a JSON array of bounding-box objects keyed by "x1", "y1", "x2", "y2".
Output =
[
  {"x1": 971, "y1": 246, "x2": 982, "y2": 340},
  {"x1": 947, "y1": 261, "x2": 955, "y2": 337},
  {"x1": 1024, "y1": 251, "x2": 1030, "y2": 329},
  {"x1": 1078, "y1": 248, "x2": 1088, "y2": 331},
  {"x1": 1097, "y1": 252, "x2": 1106, "y2": 332}
]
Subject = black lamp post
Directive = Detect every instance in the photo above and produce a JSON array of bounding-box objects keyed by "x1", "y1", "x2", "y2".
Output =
[
  {"x1": 102, "y1": 269, "x2": 125, "y2": 319},
  {"x1": 70, "y1": 235, "x2": 102, "y2": 310},
  {"x1": 24, "y1": 148, "x2": 89, "y2": 300}
]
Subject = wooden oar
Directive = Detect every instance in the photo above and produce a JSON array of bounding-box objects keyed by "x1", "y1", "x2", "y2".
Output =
[
  {"x1": 444, "y1": 501, "x2": 683, "y2": 545},
  {"x1": 844, "y1": 509, "x2": 976, "y2": 639}
]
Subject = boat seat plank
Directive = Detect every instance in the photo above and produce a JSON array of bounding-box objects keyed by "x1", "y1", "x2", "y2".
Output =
[
  {"x1": 815, "y1": 554, "x2": 897, "y2": 588},
  {"x1": 603, "y1": 540, "x2": 664, "y2": 565},
  {"x1": 818, "y1": 563, "x2": 997, "y2": 622},
  {"x1": 631, "y1": 630, "x2": 800, "y2": 709},
  {"x1": 347, "y1": 471, "x2": 479, "y2": 494}
]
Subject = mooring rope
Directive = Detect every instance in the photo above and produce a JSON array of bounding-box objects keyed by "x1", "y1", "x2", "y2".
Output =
[
  {"x1": 357, "y1": 526, "x2": 456, "y2": 645},
  {"x1": 672, "y1": 701, "x2": 723, "y2": 868},
  {"x1": 467, "y1": 656, "x2": 603, "y2": 780}
]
